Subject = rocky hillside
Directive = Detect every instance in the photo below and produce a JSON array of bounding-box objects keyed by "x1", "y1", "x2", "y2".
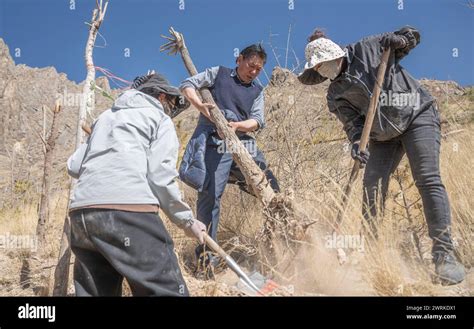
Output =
[
  {"x1": 0, "y1": 37, "x2": 472, "y2": 296},
  {"x1": 0, "y1": 38, "x2": 117, "y2": 208}
]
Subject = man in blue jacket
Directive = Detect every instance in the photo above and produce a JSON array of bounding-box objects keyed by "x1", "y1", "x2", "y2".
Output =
[{"x1": 179, "y1": 44, "x2": 280, "y2": 277}]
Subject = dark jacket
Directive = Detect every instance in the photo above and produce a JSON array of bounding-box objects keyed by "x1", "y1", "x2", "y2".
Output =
[{"x1": 299, "y1": 26, "x2": 435, "y2": 142}]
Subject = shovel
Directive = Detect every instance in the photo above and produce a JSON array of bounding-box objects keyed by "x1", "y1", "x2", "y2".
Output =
[
  {"x1": 203, "y1": 233, "x2": 280, "y2": 296},
  {"x1": 334, "y1": 48, "x2": 391, "y2": 264}
]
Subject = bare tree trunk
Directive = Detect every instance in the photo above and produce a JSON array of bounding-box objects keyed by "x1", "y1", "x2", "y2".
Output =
[
  {"x1": 42, "y1": 105, "x2": 47, "y2": 154},
  {"x1": 37, "y1": 104, "x2": 61, "y2": 245},
  {"x1": 22, "y1": 103, "x2": 62, "y2": 296},
  {"x1": 6, "y1": 147, "x2": 15, "y2": 203},
  {"x1": 53, "y1": 1, "x2": 109, "y2": 296}
]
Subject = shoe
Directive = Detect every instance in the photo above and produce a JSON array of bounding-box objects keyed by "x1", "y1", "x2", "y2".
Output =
[
  {"x1": 194, "y1": 251, "x2": 223, "y2": 280},
  {"x1": 434, "y1": 252, "x2": 466, "y2": 285}
]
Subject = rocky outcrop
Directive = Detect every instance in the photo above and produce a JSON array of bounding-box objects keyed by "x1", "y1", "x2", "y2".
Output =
[{"x1": 0, "y1": 38, "x2": 117, "y2": 207}]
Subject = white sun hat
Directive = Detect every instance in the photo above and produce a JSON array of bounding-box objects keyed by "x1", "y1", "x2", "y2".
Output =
[{"x1": 304, "y1": 37, "x2": 345, "y2": 70}]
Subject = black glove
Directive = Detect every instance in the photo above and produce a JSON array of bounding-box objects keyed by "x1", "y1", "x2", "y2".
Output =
[
  {"x1": 395, "y1": 26, "x2": 420, "y2": 49},
  {"x1": 351, "y1": 141, "x2": 370, "y2": 165},
  {"x1": 381, "y1": 34, "x2": 408, "y2": 50}
]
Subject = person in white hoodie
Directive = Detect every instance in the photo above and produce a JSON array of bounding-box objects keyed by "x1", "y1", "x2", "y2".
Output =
[{"x1": 66, "y1": 72, "x2": 206, "y2": 296}]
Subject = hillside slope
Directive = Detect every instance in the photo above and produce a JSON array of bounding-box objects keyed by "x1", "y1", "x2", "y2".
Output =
[{"x1": 0, "y1": 38, "x2": 472, "y2": 296}]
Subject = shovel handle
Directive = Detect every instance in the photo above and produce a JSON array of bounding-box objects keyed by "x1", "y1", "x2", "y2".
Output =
[
  {"x1": 202, "y1": 233, "x2": 262, "y2": 294},
  {"x1": 335, "y1": 48, "x2": 391, "y2": 229},
  {"x1": 359, "y1": 48, "x2": 391, "y2": 152},
  {"x1": 203, "y1": 233, "x2": 229, "y2": 260}
]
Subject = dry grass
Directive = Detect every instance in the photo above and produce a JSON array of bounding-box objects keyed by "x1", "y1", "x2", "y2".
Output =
[
  {"x1": 0, "y1": 75, "x2": 472, "y2": 296},
  {"x1": 0, "y1": 194, "x2": 69, "y2": 295}
]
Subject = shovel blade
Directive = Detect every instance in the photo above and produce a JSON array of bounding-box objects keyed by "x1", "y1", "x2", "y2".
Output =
[{"x1": 236, "y1": 271, "x2": 280, "y2": 296}]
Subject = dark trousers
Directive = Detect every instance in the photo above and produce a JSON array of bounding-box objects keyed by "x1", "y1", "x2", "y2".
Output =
[
  {"x1": 70, "y1": 209, "x2": 189, "y2": 296},
  {"x1": 363, "y1": 105, "x2": 453, "y2": 258}
]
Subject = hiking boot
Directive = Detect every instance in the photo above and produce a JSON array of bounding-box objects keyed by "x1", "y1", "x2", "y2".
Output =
[{"x1": 434, "y1": 252, "x2": 466, "y2": 286}]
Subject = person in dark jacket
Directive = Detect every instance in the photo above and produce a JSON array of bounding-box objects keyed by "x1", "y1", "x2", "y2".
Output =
[
  {"x1": 299, "y1": 26, "x2": 465, "y2": 285},
  {"x1": 179, "y1": 44, "x2": 280, "y2": 277}
]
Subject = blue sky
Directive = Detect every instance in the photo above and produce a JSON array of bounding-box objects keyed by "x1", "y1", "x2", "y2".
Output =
[{"x1": 0, "y1": 0, "x2": 473, "y2": 87}]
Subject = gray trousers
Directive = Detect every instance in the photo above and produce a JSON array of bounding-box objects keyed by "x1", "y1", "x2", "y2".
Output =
[
  {"x1": 70, "y1": 209, "x2": 189, "y2": 296},
  {"x1": 363, "y1": 104, "x2": 453, "y2": 258}
]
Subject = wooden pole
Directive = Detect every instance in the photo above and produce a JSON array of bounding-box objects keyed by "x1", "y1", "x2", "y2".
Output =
[{"x1": 53, "y1": 1, "x2": 109, "y2": 296}]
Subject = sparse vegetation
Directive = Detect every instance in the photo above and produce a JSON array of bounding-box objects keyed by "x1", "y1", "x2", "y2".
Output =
[{"x1": 0, "y1": 52, "x2": 472, "y2": 295}]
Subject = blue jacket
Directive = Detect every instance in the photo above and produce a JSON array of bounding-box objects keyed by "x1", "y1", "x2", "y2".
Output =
[{"x1": 179, "y1": 110, "x2": 249, "y2": 192}]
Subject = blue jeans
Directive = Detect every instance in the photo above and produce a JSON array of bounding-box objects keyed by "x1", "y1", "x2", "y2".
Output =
[
  {"x1": 196, "y1": 134, "x2": 279, "y2": 257},
  {"x1": 363, "y1": 104, "x2": 453, "y2": 258}
]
